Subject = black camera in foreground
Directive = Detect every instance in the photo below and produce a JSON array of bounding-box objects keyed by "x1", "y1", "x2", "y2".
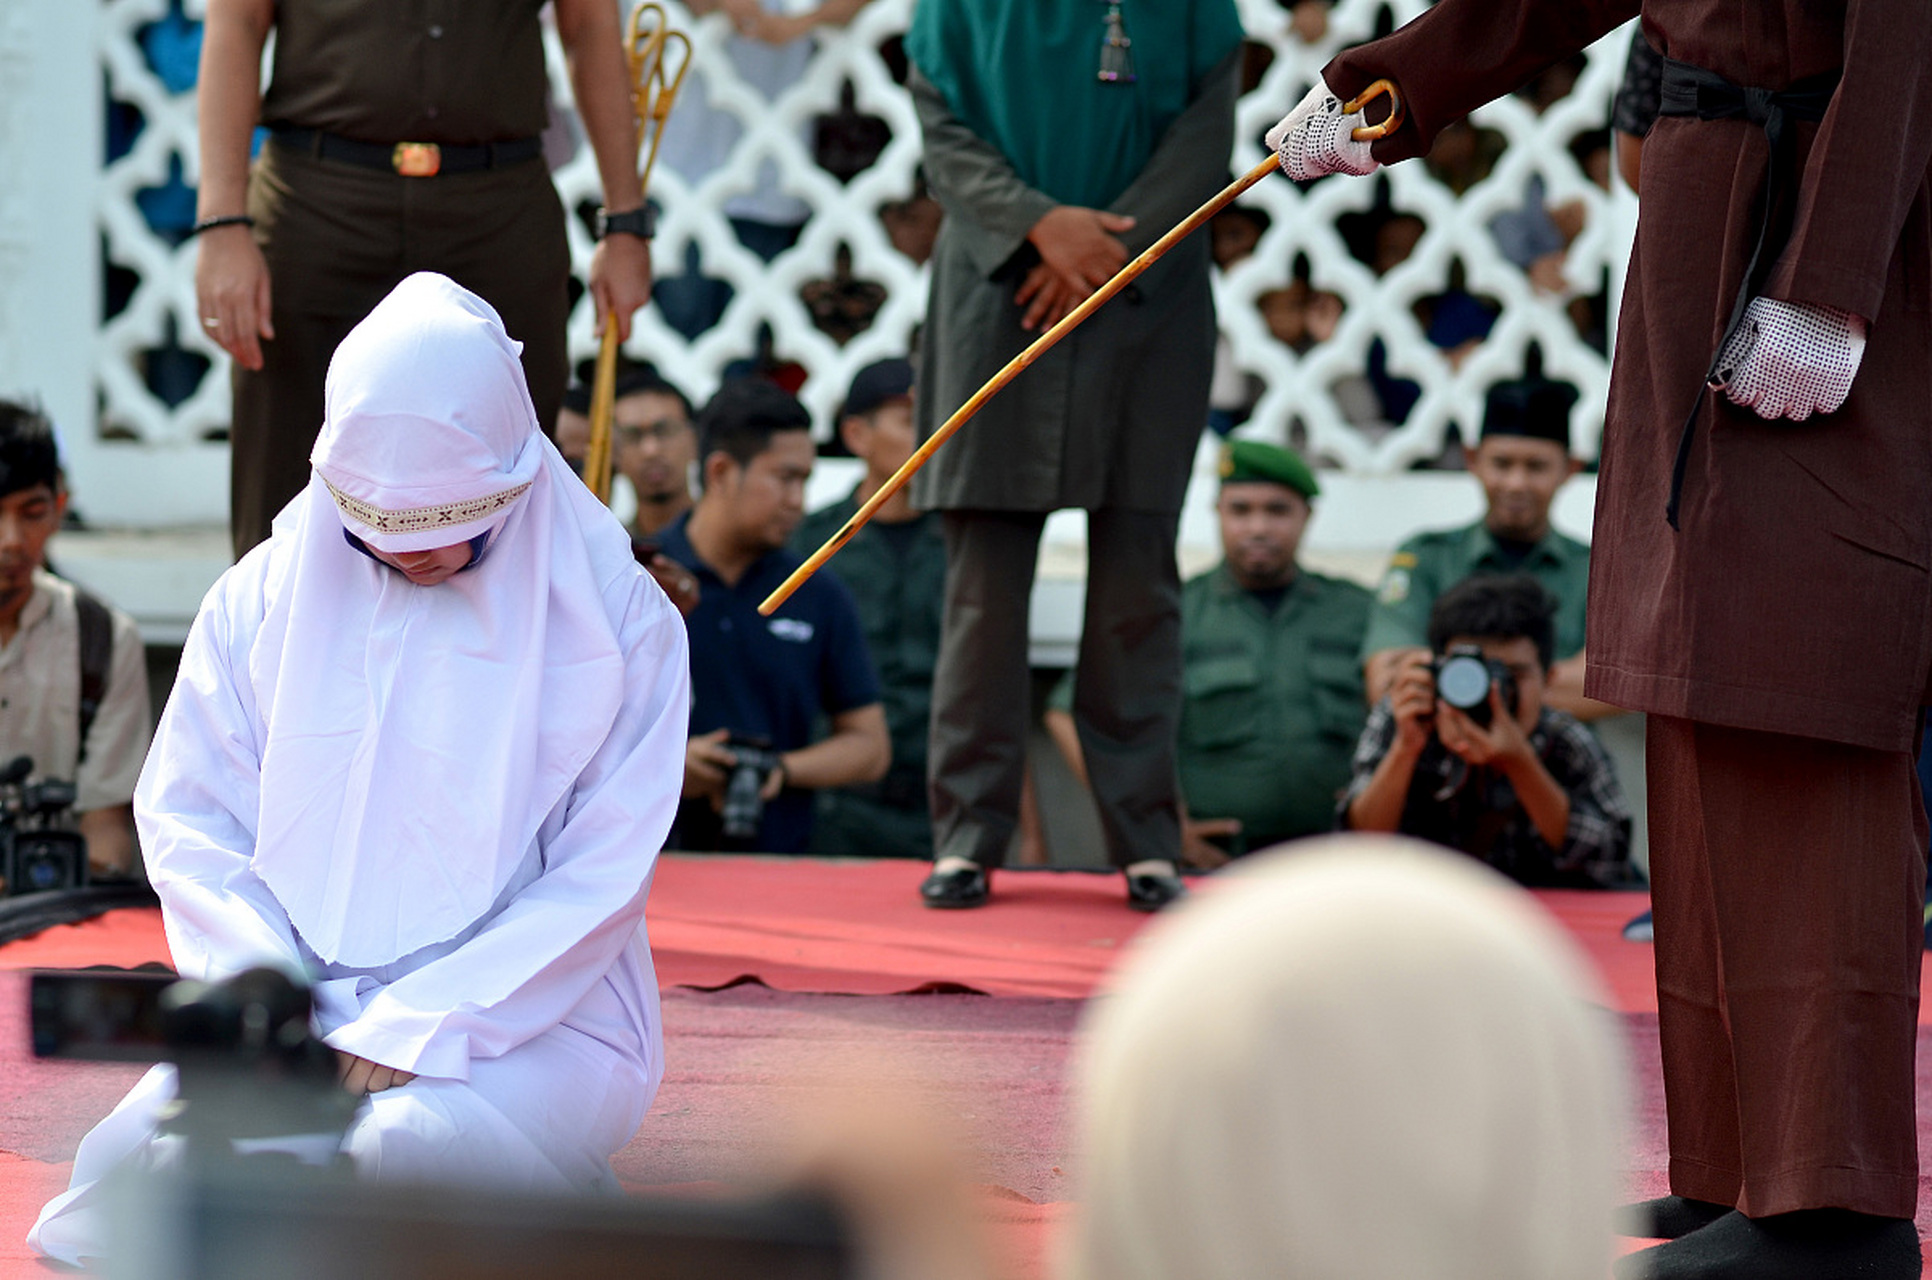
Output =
[
  {"x1": 1433, "y1": 644, "x2": 1519, "y2": 729},
  {"x1": 721, "y1": 735, "x2": 783, "y2": 844},
  {"x1": 1, "y1": 754, "x2": 87, "y2": 896},
  {"x1": 28, "y1": 968, "x2": 855, "y2": 1279}
]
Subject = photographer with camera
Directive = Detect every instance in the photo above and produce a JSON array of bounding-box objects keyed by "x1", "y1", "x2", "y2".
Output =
[
  {"x1": 663, "y1": 378, "x2": 889, "y2": 854},
  {"x1": 1340, "y1": 575, "x2": 1631, "y2": 888},
  {"x1": 0, "y1": 401, "x2": 151, "y2": 891}
]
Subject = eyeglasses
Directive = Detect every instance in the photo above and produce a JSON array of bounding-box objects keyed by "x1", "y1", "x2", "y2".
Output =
[
  {"x1": 1098, "y1": 0, "x2": 1135, "y2": 84},
  {"x1": 615, "y1": 418, "x2": 690, "y2": 446}
]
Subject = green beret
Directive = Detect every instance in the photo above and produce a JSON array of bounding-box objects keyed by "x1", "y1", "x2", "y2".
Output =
[{"x1": 1218, "y1": 438, "x2": 1319, "y2": 499}]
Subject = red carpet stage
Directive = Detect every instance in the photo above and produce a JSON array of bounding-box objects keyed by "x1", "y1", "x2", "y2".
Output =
[{"x1": 3, "y1": 855, "x2": 1931, "y2": 1276}]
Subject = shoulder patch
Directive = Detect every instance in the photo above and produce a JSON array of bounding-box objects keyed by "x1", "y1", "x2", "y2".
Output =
[
  {"x1": 1388, "y1": 551, "x2": 1418, "y2": 569},
  {"x1": 1377, "y1": 567, "x2": 1411, "y2": 606}
]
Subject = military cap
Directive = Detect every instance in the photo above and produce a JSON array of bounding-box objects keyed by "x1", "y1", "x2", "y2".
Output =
[{"x1": 1218, "y1": 438, "x2": 1320, "y2": 499}]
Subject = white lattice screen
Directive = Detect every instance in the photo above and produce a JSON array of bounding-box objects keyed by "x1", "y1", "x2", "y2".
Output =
[{"x1": 37, "y1": 0, "x2": 1639, "y2": 530}]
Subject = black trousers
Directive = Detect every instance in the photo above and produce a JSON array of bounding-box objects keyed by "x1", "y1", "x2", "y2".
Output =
[{"x1": 927, "y1": 508, "x2": 1183, "y2": 869}]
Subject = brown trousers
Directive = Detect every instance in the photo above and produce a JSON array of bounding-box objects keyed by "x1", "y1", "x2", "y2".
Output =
[
  {"x1": 230, "y1": 139, "x2": 571, "y2": 558},
  {"x1": 1647, "y1": 715, "x2": 1926, "y2": 1218}
]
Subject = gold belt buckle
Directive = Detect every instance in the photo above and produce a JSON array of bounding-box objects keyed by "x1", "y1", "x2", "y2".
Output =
[{"x1": 391, "y1": 142, "x2": 442, "y2": 177}]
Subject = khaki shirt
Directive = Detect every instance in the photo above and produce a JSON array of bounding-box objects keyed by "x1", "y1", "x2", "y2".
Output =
[
  {"x1": 0, "y1": 571, "x2": 151, "y2": 814},
  {"x1": 1360, "y1": 520, "x2": 1591, "y2": 662},
  {"x1": 260, "y1": 0, "x2": 550, "y2": 144}
]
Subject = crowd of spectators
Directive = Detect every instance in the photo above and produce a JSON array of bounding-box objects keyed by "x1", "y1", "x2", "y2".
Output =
[{"x1": 583, "y1": 348, "x2": 1637, "y2": 897}]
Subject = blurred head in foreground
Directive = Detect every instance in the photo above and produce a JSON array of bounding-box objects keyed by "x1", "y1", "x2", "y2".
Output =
[{"x1": 1063, "y1": 834, "x2": 1627, "y2": 1280}]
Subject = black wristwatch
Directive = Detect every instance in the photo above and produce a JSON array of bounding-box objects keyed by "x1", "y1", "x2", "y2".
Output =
[{"x1": 595, "y1": 205, "x2": 656, "y2": 240}]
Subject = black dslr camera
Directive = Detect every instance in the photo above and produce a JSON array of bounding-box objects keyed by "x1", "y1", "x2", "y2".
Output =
[
  {"x1": 1432, "y1": 644, "x2": 1519, "y2": 729},
  {"x1": 0, "y1": 754, "x2": 88, "y2": 896},
  {"x1": 720, "y1": 735, "x2": 783, "y2": 844}
]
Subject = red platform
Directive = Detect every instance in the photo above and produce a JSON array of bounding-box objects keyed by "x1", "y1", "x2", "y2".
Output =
[{"x1": 1, "y1": 857, "x2": 1927, "y2": 1277}]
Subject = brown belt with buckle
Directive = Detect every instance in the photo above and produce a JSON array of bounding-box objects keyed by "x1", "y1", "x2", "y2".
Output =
[{"x1": 269, "y1": 127, "x2": 543, "y2": 177}]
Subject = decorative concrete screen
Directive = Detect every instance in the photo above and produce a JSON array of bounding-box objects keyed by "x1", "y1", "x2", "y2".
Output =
[{"x1": 40, "y1": 0, "x2": 1637, "y2": 528}]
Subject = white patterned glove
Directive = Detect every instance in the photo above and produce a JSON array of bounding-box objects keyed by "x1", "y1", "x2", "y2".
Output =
[
  {"x1": 1712, "y1": 296, "x2": 1867, "y2": 422},
  {"x1": 1267, "y1": 80, "x2": 1380, "y2": 181}
]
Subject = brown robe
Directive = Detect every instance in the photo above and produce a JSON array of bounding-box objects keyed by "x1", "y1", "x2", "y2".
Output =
[
  {"x1": 1328, "y1": 0, "x2": 1932, "y2": 752},
  {"x1": 1326, "y1": 0, "x2": 1932, "y2": 1220}
]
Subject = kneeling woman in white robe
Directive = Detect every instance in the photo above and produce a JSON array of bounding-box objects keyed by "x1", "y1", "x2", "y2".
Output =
[{"x1": 30, "y1": 273, "x2": 689, "y2": 1265}]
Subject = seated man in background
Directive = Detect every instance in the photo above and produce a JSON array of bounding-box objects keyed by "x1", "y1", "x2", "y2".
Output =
[
  {"x1": 0, "y1": 401, "x2": 150, "y2": 886},
  {"x1": 1361, "y1": 375, "x2": 1610, "y2": 719},
  {"x1": 1045, "y1": 440, "x2": 1370, "y2": 866},
  {"x1": 790, "y1": 359, "x2": 944, "y2": 859},
  {"x1": 1341, "y1": 575, "x2": 1631, "y2": 888},
  {"x1": 557, "y1": 361, "x2": 700, "y2": 615},
  {"x1": 664, "y1": 377, "x2": 889, "y2": 854}
]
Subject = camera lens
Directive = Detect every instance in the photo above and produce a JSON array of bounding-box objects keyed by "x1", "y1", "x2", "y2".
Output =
[{"x1": 1436, "y1": 653, "x2": 1492, "y2": 710}]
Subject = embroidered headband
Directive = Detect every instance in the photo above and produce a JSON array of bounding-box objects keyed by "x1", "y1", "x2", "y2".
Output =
[{"x1": 324, "y1": 476, "x2": 533, "y2": 536}]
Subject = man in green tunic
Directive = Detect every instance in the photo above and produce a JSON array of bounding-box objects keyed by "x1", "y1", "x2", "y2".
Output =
[
  {"x1": 904, "y1": 0, "x2": 1244, "y2": 911},
  {"x1": 790, "y1": 359, "x2": 945, "y2": 859},
  {"x1": 1360, "y1": 376, "x2": 1603, "y2": 718}
]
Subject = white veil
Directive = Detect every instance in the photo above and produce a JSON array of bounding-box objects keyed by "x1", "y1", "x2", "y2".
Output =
[
  {"x1": 246, "y1": 272, "x2": 643, "y2": 969},
  {"x1": 1063, "y1": 835, "x2": 1628, "y2": 1280}
]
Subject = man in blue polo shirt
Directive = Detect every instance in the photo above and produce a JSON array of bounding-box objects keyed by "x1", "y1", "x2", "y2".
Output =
[{"x1": 662, "y1": 378, "x2": 890, "y2": 853}]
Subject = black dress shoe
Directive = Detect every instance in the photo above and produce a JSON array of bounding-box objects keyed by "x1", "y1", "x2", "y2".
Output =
[
  {"x1": 1614, "y1": 1209, "x2": 1920, "y2": 1280},
  {"x1": 920, "y1": 865, "x2": 989, "y2": 909},
  {"x1": 1615, "y1": 1194, "x2": 1733, "y2": 1239},
  {"x1": 1125, "y1": 869, "x2": 1187, "y2": 912}
]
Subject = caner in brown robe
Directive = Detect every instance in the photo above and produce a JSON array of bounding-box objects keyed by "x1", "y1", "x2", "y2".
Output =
[{"x1": 1322, "y1": 0, "x2": 1932, "y2": 1226}]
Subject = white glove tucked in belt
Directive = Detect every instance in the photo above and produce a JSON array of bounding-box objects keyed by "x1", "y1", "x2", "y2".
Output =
[
  {"x1": 1266, "y1": 80, "x2": 1380, "y2": 181},
  {"x1": 1712, "y1": 296, "x2": 1867, "y2": 422}
]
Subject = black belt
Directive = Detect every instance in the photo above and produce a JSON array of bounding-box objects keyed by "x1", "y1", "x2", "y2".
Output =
[
  {"x1": 1656, "y1": 57, "x2": 1839, "y2": 529},
  {"x1": 270, "y1": 126, "x2": 543, "y2": 177}
]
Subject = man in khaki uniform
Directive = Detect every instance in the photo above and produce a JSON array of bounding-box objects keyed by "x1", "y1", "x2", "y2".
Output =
[{"x1": 194, "y1": 0, "x2": 657, "y2": 557}]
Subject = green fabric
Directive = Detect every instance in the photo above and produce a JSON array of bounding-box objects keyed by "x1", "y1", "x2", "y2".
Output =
[
  {"x1": 1220, "y1": 437, "x2": 1319, "y2": 498},
  {"x1": 1359, "y1": 520, "x2": 1592, "y2": 662},
  {"x1": 904, "y1": 0, "x2": 1244, "y2": 209},
  {"x1": 789, "y1": 489, "x2": 947, "y2": 854},
  {"x1": 1174, "y1": 565, "x2": 1371, "y2": 847}
]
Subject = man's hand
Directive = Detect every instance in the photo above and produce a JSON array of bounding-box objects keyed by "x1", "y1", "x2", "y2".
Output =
[
  {"x1": 644, "y1": 553, "x2": 700, "y2": 617},
  {"x1": 1433, "y1": 683, "x2": 1534, "y2": 772},
  {"x1": 1181, "y1": 817, "x2": 1240, "y2": 870},
  {"x1": 589, "y1": 231, "x2": 654, "y2": 344},
  {"x1": 1386, "y1": 650, "x2": 1437, "y2": 759},
  {"x1": 195, "y1": 224, "x2": 275, "y2": 371},
  {"x1": 336, "y1": 1052, "x2": 416, "y2": 1095},
  {"x1": 1713, "y1": 296, "x2": 1866, "y2": 422},
  {"x1": 1266, "y1": 79, "x2": 1379, "y2": 182},
  {"x1": 1015, "y1": 262, "x2": 1084, "y2": 332},
  {"x1": 1027, "y1": 206, "x2": 1135, "y2": 300},
  {"x1": 684, "y1": 727, "x2": 736, "y2": 801}
]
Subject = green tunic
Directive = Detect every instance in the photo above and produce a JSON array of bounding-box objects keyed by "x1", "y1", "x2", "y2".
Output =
[
  {"x1": 1359, "y1": 520, "x2": 1591, "y2": 662},
  {"x1": 789, "y1": 490, "x2": 947, "y2": 859},
  {"x1": 1176, "y1": 565, "x2": 1373, "y2": 847}
]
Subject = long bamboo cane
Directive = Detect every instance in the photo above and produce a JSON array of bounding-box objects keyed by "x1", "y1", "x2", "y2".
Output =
[
  {"x1": 760, "y1": 81, "x2": 1403, "y2": 615},
  {"x1": 584, "y1": 4, "x2": 692, "y2": 504}
]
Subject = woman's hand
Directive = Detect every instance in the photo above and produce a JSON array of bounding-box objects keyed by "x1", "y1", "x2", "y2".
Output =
[{"x1": 336, "y1": 1051, "x2": 416, "y2": 1095}]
